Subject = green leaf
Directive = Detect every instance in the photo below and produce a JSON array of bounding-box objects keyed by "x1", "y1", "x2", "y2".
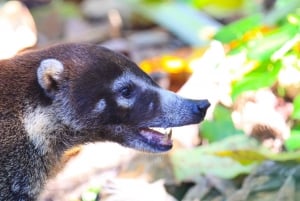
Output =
[
  {"x1": 213, "y1": 104, "x2": 232, "y2": 121},
  {"x1": 265, "y1": 151, "x2": 300, "y2": 162},
  {"x1": 246, "y1": 23, "x2": 299, "y2": 61},
  {"x1": 292, "y1": 95, "x2": 300, "y2": 119},
  {"x1": 215, "y1": 150, "x2": 267, "y2": 165},
  {"x1": 190, "y1": 0, "x2": 244, "y2": 10},
  {"x1": 284, "y1": 135, "x2": 300, "y2": 151},
  {"x1": 200, "y1": 120, "x2": 243, "y2": 142},
  {"x1": 217, "y1": 146, "x2": 300, "y2": 163},
  {"x1": 231, "y1": 61, "x2": 282, "y2": 100},
  {"x1": 171, "y1": 135, "x2": 259, "y2": 181},
  {"x1": 284, "y1": 128, "x2": 300, "y2": 151},
  {"x1": 214, "y1": 14, "x2": 262, "y2": 43},
  {"x1": 172, "y1": 135, "x2": 300, "y2": 182},
  {"x1": 291, "y1": 128, "x2": 300, "y2": 135},
  {"x1": 200, "y1": 105, "x2": 243, "y2": 142}
]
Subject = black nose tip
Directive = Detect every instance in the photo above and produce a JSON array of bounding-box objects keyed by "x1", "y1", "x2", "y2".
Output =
[
  {"x1": 193, "y1": 99, "x2": 210, "y2": 115},
  {"x1": 199, "y1": 99, "x2": 210, "y2": 110}
]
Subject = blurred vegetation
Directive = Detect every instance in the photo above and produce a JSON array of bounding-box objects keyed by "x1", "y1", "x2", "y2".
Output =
[
  {"x1": 69, "y1": 0, "x2": 300, "y2": 200},
  {"x1": 16, "y1": 0, "x2": 300, "y2": 200},
  {"x1": 171, "y1": 0, "x2": 300, "y2": 164},
  {"x1": 124, "y1": 0, "x2": 300, "y2": 199},
  {"x1": 167, "y1": 0, "x2": 300, "y2": 200},
  {"x1": 116, "y1": 0, "x2": 300, "y2": 200}
]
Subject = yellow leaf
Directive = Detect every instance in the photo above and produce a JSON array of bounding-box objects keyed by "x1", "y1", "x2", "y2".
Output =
[
  {"x1": 192, "y1": 0, "x2": 244, "y2": 9},
  {"x1": 215, "y1": 150, "x2": 267, "y2": 165}
]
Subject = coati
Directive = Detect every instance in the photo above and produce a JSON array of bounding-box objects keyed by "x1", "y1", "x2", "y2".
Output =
[{"x1": 0, "y1": 43, "x2": 210, "y2": 201}]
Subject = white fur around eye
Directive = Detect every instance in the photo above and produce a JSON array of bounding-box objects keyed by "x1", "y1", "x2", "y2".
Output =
[
  {"x1": 116, "y1": 96, "x2": 135, "y2": 108},
  {"x1": 112, "y1": 72, "x2": 150, "y2": 108},
  {"x1": 94, "y1": 99, "x2": 106, "y2": 113}
]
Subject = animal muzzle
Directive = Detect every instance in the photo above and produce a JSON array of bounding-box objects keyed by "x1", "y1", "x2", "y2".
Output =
[
  {"x1": 135, "y1": 98, "x2": 210, "y2": 152},
  {"x1": 192, "y1": 99, "x2": 210, "y2": 118},
  {"x1": 157, "y1": 96, "x2": 211, "y2": 128}
]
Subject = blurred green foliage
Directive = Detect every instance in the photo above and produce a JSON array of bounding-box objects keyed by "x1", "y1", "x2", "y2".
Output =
[
  {"x1": 200, "y1": 105, "x2": 243, "y2": 142},
  {"x1": 173, "y1": 0, "x2": 300, "y2": 183},
  {"x1": 231, "y1": 61, "x2": 282, "y2": 100},
  {"x1": 171, "y1": 135, "x2": 259, "y2": 181},
  {"x1": 214, "y1": 14, "x2": 262, "y2": 43},
  {"x1": 212, "y1": 0, "x2": 300, "y2": 150},
  {"x1": 215, "y1": 12, "x2": 300, "y2": 100}
]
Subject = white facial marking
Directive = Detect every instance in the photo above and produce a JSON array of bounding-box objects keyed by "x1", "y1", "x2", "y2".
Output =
[
  {"x1": 112, "y1": 72, "x2": 151, "y2": 108},
  {"x1": 24, "y1": 106, "x2": 58, "y2": 155},
  {"x1": 112, "y1": 72, "x2": 150, "y2": 92},
  {"x1": 149, "y1": 101, "x2": 154, "y2": 111},
  {"x1": 37, "y1": 58, "x2": 64, "y2": 90},
  {"x1": 112, "y1": 72, "x2": 180, "y2": 113},
  {"x1": 116, "y1": 96, "x2": 134, "y2": 108},
  {"x1": 112, "y1": 71, "x2": 191, "y2": 127},
  {"x1": 93, "y1": 99, "x2": 106, "y2": 113}
]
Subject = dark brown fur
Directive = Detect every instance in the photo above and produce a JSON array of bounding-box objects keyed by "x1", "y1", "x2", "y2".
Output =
[{"x1": 0, "y1": 43, "x2": 209, "y2": 200}]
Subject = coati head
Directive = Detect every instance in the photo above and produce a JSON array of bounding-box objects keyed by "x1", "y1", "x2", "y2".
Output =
[{"x1": 29, "y1": 43, "x2": 210, "y2": 153}]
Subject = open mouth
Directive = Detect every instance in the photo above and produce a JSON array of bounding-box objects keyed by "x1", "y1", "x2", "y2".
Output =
[{"x1": 139, "y1": 127, "x2": 173, "y2": 151}]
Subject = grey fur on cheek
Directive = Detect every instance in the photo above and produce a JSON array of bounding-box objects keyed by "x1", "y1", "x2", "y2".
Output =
[{"x1": 93, "y1": 99, "x2": 106, "y2": 113}]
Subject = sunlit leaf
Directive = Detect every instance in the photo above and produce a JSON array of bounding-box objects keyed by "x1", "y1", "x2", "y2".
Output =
[
  {"x1": 190, "y1": 0, "x2": 244, "y2": 18},
  {"x1": 231, "y1": 61, "x2": 282, "y2": 100},
  {"x1": 246, "y1": 23, "x2": 299, "y2": 61},
  {"x1": 191, "y1": 0, "x2": 244, "y2": 9},
  {"x1": 215, "y1": 150, "x2": 267, "y2": 165},
  {"x1": 220, "y1": 147, "x2": 300, "y2": 162},
  {"x1": 214, "y1": 14, "x2": 262, "y2": 43}
]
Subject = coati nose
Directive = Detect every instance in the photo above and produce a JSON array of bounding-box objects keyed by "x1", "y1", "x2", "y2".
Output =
[{"x1": 193, "y1": 99, "x2": 210, "y2": 115}]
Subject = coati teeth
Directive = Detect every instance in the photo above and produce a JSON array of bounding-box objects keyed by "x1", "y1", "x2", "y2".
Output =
[
  {"x1": 150, "y1": 127, "x2": 172, "y2": 136},
  {"x1": 162, "y1": 133, "x2": 169, "y2": 144},
  {"x1": 168, "y1": 128, "x2": 172, "y2": 139}
]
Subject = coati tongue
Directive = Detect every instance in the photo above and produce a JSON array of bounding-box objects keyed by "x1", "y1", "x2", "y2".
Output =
[{"x1": 139, "y1": 128, "x2": 172, "y2": 146}]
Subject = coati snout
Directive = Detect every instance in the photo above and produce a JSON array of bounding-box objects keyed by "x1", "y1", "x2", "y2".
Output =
[{"x1": 0, "y1": 43, "x2": 209, "y2": 200}]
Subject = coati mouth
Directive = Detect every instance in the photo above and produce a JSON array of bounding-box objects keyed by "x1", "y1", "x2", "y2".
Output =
[{"x1": 139, "y1": 127, "x2": 173, "y2": 151}]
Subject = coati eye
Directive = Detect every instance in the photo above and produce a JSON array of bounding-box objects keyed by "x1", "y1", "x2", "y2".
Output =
[{"x1": 120, "y1": 84, "x2": 134, "y2": 99}]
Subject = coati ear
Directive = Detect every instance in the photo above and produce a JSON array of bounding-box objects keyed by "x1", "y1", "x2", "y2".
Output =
[{"x1": 37, "y1": 58, "x2": 64, "y2": 98}]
